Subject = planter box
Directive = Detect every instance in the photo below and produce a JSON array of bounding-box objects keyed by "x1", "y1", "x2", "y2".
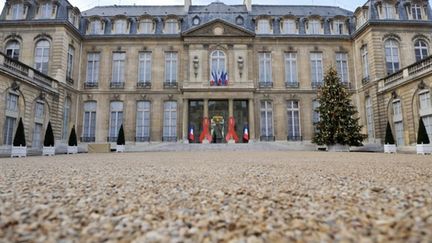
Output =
[
  {"x1": 67, "y1": 146, "x2": 78, "y2": 154},
  {"x1": 384, "y1": 144, "x2": 397, "y2": 154},
  {"x1": 416, "y1": 144, "x2": 432, "y2": 155},
  {"x1": 11, "y1": 146, "x2": 27, "y2": 158},
  {"x1": 116, "y1": 145, "x2": 125, "y2": 153},
  {"x1": 327, "y1": 144, "x2": 350, "y2": 152},
  {"x1": 42, "y1": 146, "x2": 56, "y2": 156}
]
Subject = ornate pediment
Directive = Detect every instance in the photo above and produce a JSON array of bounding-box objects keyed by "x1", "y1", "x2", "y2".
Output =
[{"x1": 182, "y1": 19, "x2": 255, "y2": 37}]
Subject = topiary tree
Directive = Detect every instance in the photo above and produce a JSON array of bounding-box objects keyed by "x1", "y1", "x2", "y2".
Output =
[
  {"x1": 312, "y1": 67, "x2": 366, "y2": 146},
  {"x1": 43, "y1": 121, "x2": 55, "y2": 147},
  {"x1": 417, "y1": 118, "x2": 430, "y2": 144},
  {"x1": 13, "y1": 117, "x2": 26, "y2": 147},
  {"x1": 117, "y1": 124, "x2": 125, "y2": 145},
  {"x1": 68, "y1": 125, "x2": 77, "y2": 146},
  {"x1": 384, "y1": 121, "x2": 395, "y2": 145}
]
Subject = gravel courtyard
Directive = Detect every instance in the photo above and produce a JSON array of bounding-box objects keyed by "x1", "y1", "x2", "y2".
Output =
[{"x1": 1, "y1": 151, "x2": 432, "y2": 242}]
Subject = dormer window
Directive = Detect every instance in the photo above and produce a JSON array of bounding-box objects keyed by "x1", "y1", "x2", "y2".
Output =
[
  {"x1": 333, "y1": 20, "x2": 345, "y2": 35},
  {"x1": 68, "y1": 10, "x2": 79, "y2": 28},
  {"x1": 138, "y1": 19, "x2": 154, "y2": 34},
  {"x1": 412, "y1": 4, "x2": 422, "y2": 20},
  {"x1": 89, "y1": 20, "x2": 104, "y2": 35},
  {"x1": 257, "y1": 19, "x2": 271, "y2": 34},
  {"x1": 10, "y1": 4, "x2": 24, "y2": 20},
  {"x1": 192, "y1": 16, "x2": 200, "y2": 26},
  {"x1": 381, "y1": 3, "x2": 396, "y2": 19},
  {"x1": 39, "y1": 2, "x2": 55, "y2": 19},
  {"x1": 165, "y1": 19, "x2": 179, "y2": 34},
  {"x1": 114, "y1": 19, "x2": 128, "y2": 34},
  {"x1": 281, "y1": 19, "x2": 297, "y2": 34},
  {"x1": 308, "y1": 19, "x2": 322, "y2": 34}
]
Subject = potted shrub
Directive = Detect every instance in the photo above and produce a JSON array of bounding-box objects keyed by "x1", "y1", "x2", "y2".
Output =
[
  {"x1": 67, "y1": 125, "x2": 78, "y2": 154},
  {"x1": 416, "y1": 118, "x2": 431, "y2": 155},
  {"x1": 42, "y1": 121, "x2": 55, "y2": 156},
  {"x1": 11, "y1": 118, "x2": 27, "y2": 158},
  {"x1": 116, "y1": 124, "x2": 125, "y2": 153},
  {"x1": 384, "y1": 121, "x2": 397, "y2": 153}
]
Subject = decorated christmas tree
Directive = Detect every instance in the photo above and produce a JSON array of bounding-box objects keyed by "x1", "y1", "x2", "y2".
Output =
[
  {"x1": 384, "y1": 121, "x2": 395, "y2": 145},
  {"x1": 117, "y1": 124, "x2": 125, "y2": 145},
  {"x1": 43, "y1": 121, "x2": 55, "y2": 147},
  {"x1": 312, "y1": 67, "x2": 366, "y2": 146},
  {"x1": 417, "y1": 118, "x2": 430, "y2": 144},
  {"x1": 13, "y1": 117, "x2": 26, "y2": 147},
  {"x1": 68, "y1": 125, "x2": 78, "y2": 146}
]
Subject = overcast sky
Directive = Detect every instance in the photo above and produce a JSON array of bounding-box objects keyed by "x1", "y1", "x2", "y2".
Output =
[{"x1": 0, "y1": 0, "x2": 368, "y2": 12}]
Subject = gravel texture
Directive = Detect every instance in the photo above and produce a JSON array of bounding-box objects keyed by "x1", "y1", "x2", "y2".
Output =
[{"x1": 1, "y1": 151, "x2": 432, "y2": 242}]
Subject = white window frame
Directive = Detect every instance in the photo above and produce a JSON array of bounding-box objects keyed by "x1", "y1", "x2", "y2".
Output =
[
  {"x1": 62, "y1": 98, "x2": 71, "y2": 140},
  {"x1": 259, "y1": 52, "x2": 272, "y2": 83},
  {"x1": 260, "y1": 101, "x2": 274, "y2": 138},
  {"x1": 310, "y1": 52, "x2": 323, "y2": 86},
  {"x1": 112, "y1": 52, "x2": 126, "y2": 84},
  {"x1": 382, "y1": 3, "x2": 396, "y2": 19},
  {"x1": 90, "y1": 20, "x2": 103, "y2": 35},
  {"x1": 34, "y1": 40, "x2": 50, "y2": 74},
  {"x1": 139, "y1": 19, "x2": 153, "y2": 34},
  {"x1": 287, "y1": 100, "x2": 301, "y2": 140},
  {"x1": 333, "y1": 20, "x2": 344, "y2": 35},
  {"x1": 86, "y1": 53, "x2": 100, "y2": 84},
  {"x1": 109, "y1": 101, "x2": 124, "y2": 139},
  {"x1": 411, "y1": 4, "x2": 422, "y2": 20},
  {"x1": 210, "y1": 50, "x2": 226, "y2": 78},
  {"x1": 163, "y1": 101, "x2": 177, "y2": 139},
  {"x1": 284, "y1": 52, "x2": 298, "y2": 85},
  {"x1": 281, "y1": 19, "x2": 296, "y2": 34},
  {"x1": 257, "y1": 19, "x2": 271, "y2": 34},
  {"x1": 136, "y1": 101, "x2": 151, "y2": 139},
  {"x1": 165, "y1": 52, "x2": 178, "y2": 84},
  {"x1": 361, "y1": 45, "x2": 369, "y2": 79},
  {"x1": 11, "y1": 4, "x2": 24, "y2": 20},
  {"x1": 138, "y1": 52, "x2": 152, "y2": 83},
  {"x1": 83, "y1": 101, "x2": 97, "y2": 140},
  {"x1": 308, "y1": 20, "x2": 321, "y2": 34},
  {"x1": 67, "y1": 45, "x2": 74, "y2": 80},
  {"x1": 336, "y1": 52, "x2": 349, "y2": 84},
  {"x1": 385, "y1": 39, "x2": 400, "y2": 74},
  {"x1": 365, "y1": 96, "x2": 375, "y2": 141},
  {"x1": 6, "y1": 40, "x2": 20, "y2": 60},
  {"x1": 165, "y1": 19, "x2": 179, "y2": 34},
  {"x1": 414, "y1": 40, "x2": 429, "y2": 62}
]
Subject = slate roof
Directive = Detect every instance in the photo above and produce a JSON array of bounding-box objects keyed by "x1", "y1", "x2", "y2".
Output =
[{"x1": 82, "y1": 5, "x2": 186, "y2": 17}]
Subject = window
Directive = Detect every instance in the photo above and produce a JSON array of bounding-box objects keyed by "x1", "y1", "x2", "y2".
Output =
[
  {"x1": 312, "y1": 100, "x2": 320, "y2": 132},
  {"x1": 310, "y1": 52, "x2": 323, "y2": 88},
  {"x1": 385, "y1": 39, "x2": 400, "y2": 74},
  {"x1": 6, "y1": 93, "x2": 19, "y2": 112},
  {"x1": 62, "y1": 98, "x2": 71, "y2": 140},
  {"x1": 67, "y1": 46, "x2": 75, "y2": 80},
  {"x1": 138, "y1": 52, "x2": 152, "y2": 83},
  {"x1": 34, "y1": 40, "x2": 50, "y2": 74},
  {"x1": 287, "y1": 100, "x2": 301, "y2": 141},
  {"x1": 365, "y1": 96, "x2": 375, "y2": 141},
  {"x1": 165, "y1": 52, "x2": 177, "y2": 84},
  {"x1": 361, "y1": 45, "x2": 369, "y2": 80},
  {"x1": 257, "y1": 19, "x2": 271, "y2": 34},
  {"x1": 210, "y1": 50, "x2": 226, "y2": 85},
  {"x1": 86, "y1": 53, "x2": 100, "y2": 84},
  {"x1": 165, "y1": 19, "x2": 178, "y2": 34},
  {"x1": 68, "y1": 11, "x2": 77, "y2": 26},
  {"x1": 3, "y1": 117, "x2": 16, "y2": 145},
  {"x1": 109, "y1": 101, "x2": 123, "y2": 141},
  {"x1": 112, "y1": 53, "x2": 125, "y2": 84},
  {"x1": 260, "y1": 101, "x2": 274, "y2": 140},
  {"x1": 32, "y1": 102, "x2": 44, "y2": 148},
  {"x1": 414, "y1": 40, "x2": 428, "y2": 62},
  {"x1": 163, "y1": 101, "x2": 177, "y2": 141},
  {"x1": 259, "y1": 52, "x2": 272, "y2": 84},
  {"x1": 422, "y1": 116, "x2": 432, "y2": 141},
  {"x1": 333, "y1": 20, "x2": 344, "y2": 35},
  {"x1": 336, "y1": 53, "x2": 349, "y2": 84},
  {"x1": 281, "y1": 19, "x2": 296, "y2": 34},
  {"x1": 5, "y1": 40, "x2": 20, "y2": 60},
  {"x1": 411, "y1": 4, "x2": 422, "y2": 20},
  {"x1": 89, "y1": 20, "x2": 103, "y2": 34},
  {"x1": 83, "y1": 101, "x2": 97, "y2": 142},
  {"x1": 382, "y1": 3, "x2": 395, "y2": 19},
  {"x1": 136, "y1": 101, "x2": 151, "y2": 141},
  {"x1": 114, "y1": 19, "x2": 127, "y2": 34},
  {"x1": 419, "y1": 91, "x2": 431, "y2": 110},
  {"x1": 308, "y1": 20, "x2": 321, "y2": 34},
  {"x1": 40, "y1": 3, "x2": 53, "y2": 19},
  {"x1": 11, "y1": 4, "x2": 24, "y2": 20},
  {"x1": 392, "y1": 100, "x2": 404, "y2": 145},
  {"x1": 285, "y1": 52, "x2": 298, "y2": 86},
  {"x1": 139, "y1": 19, "x2": 153, "y2": 34}
]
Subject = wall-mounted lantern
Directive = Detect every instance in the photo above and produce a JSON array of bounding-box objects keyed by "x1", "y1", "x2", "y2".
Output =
[
  {"x1": 237, "y1": 56, "x2": 244, "y2": 78},
  {"x1": 193, "y1": 56, "x2": 199, "y2": 78}
]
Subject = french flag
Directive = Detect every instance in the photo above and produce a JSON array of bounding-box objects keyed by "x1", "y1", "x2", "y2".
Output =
[
  {"x1": 243, "y1": 125, "x2": 249, "y2": 142},
  {"x1": 188, "y1": 126, "x2": 194, "y2": 142}
]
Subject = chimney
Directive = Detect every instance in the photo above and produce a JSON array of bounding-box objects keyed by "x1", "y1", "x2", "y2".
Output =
[
  {"x1": 244, "y1": 0, "x2": 251, "y2": 12},
  {"x1": 185, "y1": 0, "x2": 191, "y2": 12}
]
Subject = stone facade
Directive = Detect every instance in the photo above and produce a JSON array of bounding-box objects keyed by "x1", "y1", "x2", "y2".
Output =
[{"x1": 0, "y1": 0, "x2": 432, "y2": 150}]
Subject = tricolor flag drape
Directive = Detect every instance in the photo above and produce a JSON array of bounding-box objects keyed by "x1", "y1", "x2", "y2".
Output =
[
  {"x1": 243, "y1": 124, "x2": 249, "y2": 143},
  {"x1": 188, "y1": 125, "x2": 195, "y2": 142},
  {"x1": 210, "y1": 71, "x2": 229, "y2": 86}
]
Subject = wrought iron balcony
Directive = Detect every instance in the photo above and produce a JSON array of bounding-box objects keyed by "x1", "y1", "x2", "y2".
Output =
[
  {"x1": 135, "y1": 136, "x2": 150, "y2": 142},
  {"x1": 259, "y1": 82, "x2": 273, "y2": 88},
  {"x1": 285, "y1": 82, "x2": 299, "y2": 88},
  {"x1": 311, "y1": 82, "x2": 323, "y2": 89},
  {"x1": 80, "y1": 137, "x2": 95, "y2": 143},
  {"x1": 362, "y1": 76, "x2": 370, "y2": 85},
  {"x1": 137, "y1": 82, "x2": 151, "y2": 89},
  {"x1": 107, "y1": 137, "x2": 118, "y2": 143},
  {"x1": 260, "y1": 135, "x2": 275, "y2": 141},
  {"x1": 163, "y1": 82, "x2": 178, "y2": 89},
  {"x1": 110, "y1": 82, "x2": 125, "y2": 89},
  {"x1": 84, "y1": 82, "x2": 98, "y2": 89},
  {"x1": 162, "y1": 136, "x2": 177, "y2": 142},
  {"x1": 287, "y1": 135, "x2": 303, "y2": 141}
]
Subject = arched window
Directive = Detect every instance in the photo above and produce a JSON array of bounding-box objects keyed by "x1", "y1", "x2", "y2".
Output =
[
  {"x1": 5, "y1": 40, "x2": 20, "y2": 60},
  {"x1": 414, "y1": 39, "x2": 429, "y2": 62},
  {"x1": 210, "y1": 50, "x2": 226, "y2": 76},
  {"x1": 34, "y1": 40, "x2": 50, "y2": 74},
  {"x1": 384, "y1": 39, "x2": 400, "y2": 74}
]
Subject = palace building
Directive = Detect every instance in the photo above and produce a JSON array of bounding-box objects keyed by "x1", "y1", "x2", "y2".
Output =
[{"x1": 0, "y1": 0, "x2": 432, "y2": 151}]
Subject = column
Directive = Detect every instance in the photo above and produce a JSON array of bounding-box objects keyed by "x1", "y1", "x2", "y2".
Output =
[
  {"x1": 229, "y1": 99, "x2": 234, "y2": 117},
  {"x1": 204, "y1": 99, "x2": 209, "y2": 118},
  {"x1": 182, "y1": 99, "x2": 188, "y2": 142},
  {"x1": 248, "y1": 98, "x2": 255, "y2": 141}
]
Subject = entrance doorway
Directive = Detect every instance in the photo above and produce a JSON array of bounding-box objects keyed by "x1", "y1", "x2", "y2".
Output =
[
  {"x1": 188, "y1": 100, "x2": 203, "y2": 143},
  {"x1": 209, "y1": 100, "x2": 228, "y2": 143},
  {"x1": 234, "y1": 100, "x2": 249, "y2": 143}
]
